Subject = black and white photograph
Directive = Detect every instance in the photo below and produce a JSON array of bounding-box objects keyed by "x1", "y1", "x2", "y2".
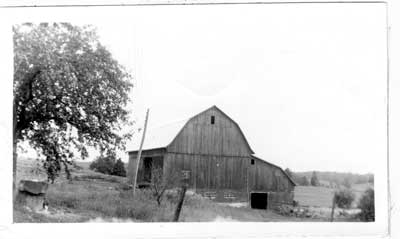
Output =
[{"x1": 0, "y1": 0, "x2": 397, "y2": 238}]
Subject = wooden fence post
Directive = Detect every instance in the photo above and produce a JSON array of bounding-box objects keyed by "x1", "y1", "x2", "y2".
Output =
[
  {"x1": 173, "y1": 174, "x2": 189, "y2": 222},
  {"x1": 330, "y1": 193, "x2": 336, "y2": 222}
]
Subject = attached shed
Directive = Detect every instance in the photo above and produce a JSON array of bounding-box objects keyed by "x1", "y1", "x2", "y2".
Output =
[
  {"x1": 248, "y1": 155, "x2": 296, "y2": 209},
  {"x1": 127, "y1": 105, "x2": 295, "y2": 208}
]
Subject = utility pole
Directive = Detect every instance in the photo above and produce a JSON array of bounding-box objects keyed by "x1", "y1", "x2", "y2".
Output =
[{"x1": 132, "y1": 109, "x2": 150, "y2": 196}]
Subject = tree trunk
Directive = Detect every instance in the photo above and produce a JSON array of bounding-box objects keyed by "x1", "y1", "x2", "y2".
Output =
[{"x1": 173, "y1": 185, "x2": 187, "y2": 222}]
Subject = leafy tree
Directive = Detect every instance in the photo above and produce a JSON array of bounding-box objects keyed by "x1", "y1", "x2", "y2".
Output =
[
  {"x1": 334, "y1": 189, "x2": 355, "y2": 209},
  {"x1": 112, "y1": 158, "x2": 127, "y2": 177},
  {"x1": 343, "y1": 177, "x2": 352, "y2": 188},
  {"x1": 299, "y1": 176, "x2": 309, "y2": 186},
  {"x1": 358, "y1": 188, "x2": 375, "y2": 221},
  {"x1": 13, "y1": 23, "x2": 133, "y2": 185},
  {"x1": 89, "y1": 155, "x2": 116, "y2": 175},
  {"x1": 310, "y1": 171, "x2": 319, "y2": 186},
  {"x1": 330, "y1": 188, "x2": 356, "y2": 221}
]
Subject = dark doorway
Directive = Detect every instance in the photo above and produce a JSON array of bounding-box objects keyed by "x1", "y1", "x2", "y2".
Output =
[
  {"x1": 250, "y1": 192, "x2": 268, "y2": 209},
  {"x1": 143, "y1": 157, "x2": 153, "y2": 182}
]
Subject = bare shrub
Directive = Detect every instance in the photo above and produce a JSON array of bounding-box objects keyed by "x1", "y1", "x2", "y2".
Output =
[{"x1": 150, "y1": 167, "x2": 180, "y2": 206}]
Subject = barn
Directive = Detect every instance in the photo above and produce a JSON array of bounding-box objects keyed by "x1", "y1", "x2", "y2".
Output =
[{"x1": 127, "y1": 105, "x2": 295, "y2": 209}]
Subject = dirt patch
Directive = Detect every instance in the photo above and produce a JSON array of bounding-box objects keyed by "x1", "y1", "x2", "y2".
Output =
[
  {"x1": 213, "y1": 216, "x2": 238, "y2": 222},
  {"x1": 86, "y1": 217, "x2": 140, "y2": 223},
  {"x1": 14, "y1": 206, "x2": 91, "y2": 223},
  {"x1": 217, "y1": 202, "x2": 248, "y2": 208}
]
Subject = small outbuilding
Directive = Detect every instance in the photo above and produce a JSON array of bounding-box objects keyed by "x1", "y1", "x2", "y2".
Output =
[{"x1": 127, "y1": 105, "x2": 295, "y2": 209}]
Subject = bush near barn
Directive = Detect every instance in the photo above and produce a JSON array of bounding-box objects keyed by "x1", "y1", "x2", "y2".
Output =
[
  {"x1": 89, "y1": 155, "x2": 127, "y2": 177},
  {"x1": 357, "y1": 188, "x2": 375, "y2": 222},
  {"x1": 334, "y1": 189, "x2": 355, "y2": 209}
]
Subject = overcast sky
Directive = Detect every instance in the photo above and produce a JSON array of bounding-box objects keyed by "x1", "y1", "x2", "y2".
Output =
[
  {"x1": 12, "y1": 3, "x2": 387, "y2": 174},
  {"x1": 90, "y1": 3, "x2": 387, "y2": 174}
]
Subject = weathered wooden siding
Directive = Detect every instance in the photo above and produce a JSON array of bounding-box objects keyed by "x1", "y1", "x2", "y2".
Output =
[
  {"x1": 163, "y1": 152, "x2": 250, "y2": 192},
  {"x1": 127, "y1": 149, "x2": 166, "y2": 184},
  {"x1": 249, "y1": 158, "x2": 294, "y2": 193},
  {"x1": 268, "y1": 191, "x2": 295, "y2": 208},
  {"x1": 167, "y1": 107, "x2": 252, "y2": 157}
]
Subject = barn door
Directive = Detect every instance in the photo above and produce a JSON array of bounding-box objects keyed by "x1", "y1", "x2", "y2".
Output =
[
  {"x1": 143, "y1": 157, "x2": 152, "y2": 182},
  {"x1": 207, "y1": 156, "x2": 219, "y2": 191},
  {"x1": 215, "y1": 156, "x2": 225, "y2": 201},
  {"x1": 216, "y1": 156, "x2": 221, "y2": 189},
  {"x1": 210, "y1": 156, "x2": 219, "y2": 190}
]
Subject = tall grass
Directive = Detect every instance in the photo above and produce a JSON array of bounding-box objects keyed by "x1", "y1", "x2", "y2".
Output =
[{"x1": 46, "y1": 181, "x2": 176, "y2": 222}]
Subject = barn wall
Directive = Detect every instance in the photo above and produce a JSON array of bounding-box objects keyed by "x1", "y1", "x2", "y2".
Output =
[
  {"x1": 167, "y1": 107, "x2": 252, "y2": 157},
  {"x1": 163, "y1": 152, "x2": 250, "y2": 200},
  {"x1": 249, "y1": 158, "x2": 294, "y2": 193},
  {"x1": 268, "y1": 191, "x2": 295, "y2": 209}
]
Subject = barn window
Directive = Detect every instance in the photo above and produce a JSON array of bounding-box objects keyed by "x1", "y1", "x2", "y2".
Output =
[
  {"x1": 181, "y1": 170, "x2": 190, "y2": 179},
  {"x1": 224, "y1": 192, "x2": 236, "y2": 200},
  {"x1": 204, "y1": 191, "x2": 217, "y2": 200},
  {"x1": 251, "y1": 159, "x2": 255, "y2": 165},
  {"x1": 211, "y1": 115, "x2": 215, "y2": 124}
]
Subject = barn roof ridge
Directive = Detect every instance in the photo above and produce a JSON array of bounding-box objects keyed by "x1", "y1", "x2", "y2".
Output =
[
  {"x1": 126, "y1": 117, "x2": 188, "y2": 152},
  {"x1": 127, "y1": 105, "x2": 255, "y2": 154},
  {"x1": 166, "y1": 105, "x2": 254, "y2": 154},
  {"x1": 148, "y1": 117, "x2": 188, "y2": 130},
  {"x1": 199, "y1": 105, "x2": 255, "y2": 154}
]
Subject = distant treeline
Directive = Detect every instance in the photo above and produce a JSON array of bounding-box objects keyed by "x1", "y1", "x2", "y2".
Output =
[{"x1": 284, "y1": 169, "x2": 374, "y2": 188}]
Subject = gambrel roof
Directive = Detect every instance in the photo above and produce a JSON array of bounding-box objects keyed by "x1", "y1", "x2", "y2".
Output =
[
  {"x1": 126, "y1": 105, "x2": 254, "y2": 154},
  {"x1": 126, "y1": 118, "x2": 187, "y2": 152}
]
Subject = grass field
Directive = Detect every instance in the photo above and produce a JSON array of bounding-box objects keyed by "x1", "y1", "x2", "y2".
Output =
[
  {"x1": 294, "y1": 184, "x2": 373, "y2": 208},
  {"x1": 15, "y1": 158, "x2": 367, "y2": 222},
  {"x1": 15, "y1": 158, "x2": 327, "y2": 223},
  {"x1": 294, "y1": 186, "x2": 334, "y2": 207}
]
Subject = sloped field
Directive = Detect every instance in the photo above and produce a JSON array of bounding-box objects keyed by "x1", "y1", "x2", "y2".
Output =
[
  {"x1": 294, "y1": 186, "x2": 334, "y2": 207},
  {"x1": 294, "y1": 184, "x2": 374, "y2": 208}
]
